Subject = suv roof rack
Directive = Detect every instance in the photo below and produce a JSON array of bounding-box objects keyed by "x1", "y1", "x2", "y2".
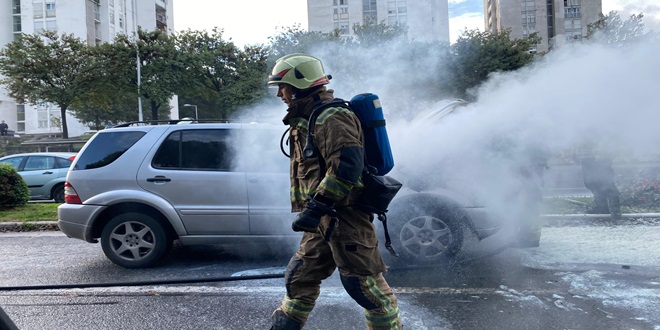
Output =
[{"x1": 113, "y1": 118, "x2": 232, "y2": 128}]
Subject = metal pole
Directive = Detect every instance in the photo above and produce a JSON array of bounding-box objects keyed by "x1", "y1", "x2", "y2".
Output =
[{"x1": 132, "y1": 0, "x2": 143, "y2": 121}]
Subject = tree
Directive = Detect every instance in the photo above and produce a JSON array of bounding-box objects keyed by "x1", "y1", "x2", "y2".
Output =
[
  {"x1": 109, "y1": 28, "x2": 184, "y2": 121},
  {"x1": 175, "y1": 28, "x2": 270, "y2": 119},
  {"x1": 267, "y1": 25, "x2": 344, "y2": 65},
  {"x1": 69, "y1": 42, "x2": 140, "y2": 128},
  {"x1": 0, "y1": 31, "x2": 93, "y2": 138},
  {"x1": 352, "y1": 18, "x2": 407, "y2": 47},
  {"x1": 586, "y1": 11, "x2": 648, "y2": 46},
  {"x1": 447, "y1": 29, "x2": 540, "y2": 100}
]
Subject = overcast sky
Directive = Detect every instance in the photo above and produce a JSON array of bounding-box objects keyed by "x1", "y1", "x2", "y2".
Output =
[{"x1": 172, "y1": 0, "x2": 659, "y2": 46}]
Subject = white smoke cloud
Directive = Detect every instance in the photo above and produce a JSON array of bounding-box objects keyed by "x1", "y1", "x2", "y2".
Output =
[
  {"x1": 383, "y1": 38, "x2": 660, "y2": 235},
  {"x1": 235, "y1": 32, "x2": 659, "y2": 250}
]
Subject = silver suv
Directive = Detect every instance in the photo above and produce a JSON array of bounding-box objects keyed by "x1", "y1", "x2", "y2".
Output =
[
  {"x1": 58, "y1": 122, "x2": 298, "y2": 268},
  {"x1": 58, "y1": 120, "x2": 504, "y2": 269}
]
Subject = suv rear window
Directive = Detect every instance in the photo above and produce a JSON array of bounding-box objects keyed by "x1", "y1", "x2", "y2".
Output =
[
  {"x1": 153, "y1": 129, "x2": 234, "y2": 171},
  {"x1": 75, "y1": 131, "x2": 146, "y2": 169}
]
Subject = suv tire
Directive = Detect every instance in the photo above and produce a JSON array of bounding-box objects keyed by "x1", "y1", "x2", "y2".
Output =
[
  {"x1": 388, "y1": 201, "x2": 464, "y2": 265},
  {"x1": 101, "y1": 212, "x2": 172, "y2": 268}
]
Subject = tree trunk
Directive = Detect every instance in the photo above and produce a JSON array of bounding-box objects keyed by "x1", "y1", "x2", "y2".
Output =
[
  {"x1": 150, "y1": 99, "x2": 160, "y2": 121},
  {"x1": 60, "y1": 105, "x2": 69, "y2": 139}
]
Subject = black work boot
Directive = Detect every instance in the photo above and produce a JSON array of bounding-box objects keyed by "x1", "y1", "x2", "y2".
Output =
[{"x1": 270, "y1": 310, "x2": 301, "y2": 330}]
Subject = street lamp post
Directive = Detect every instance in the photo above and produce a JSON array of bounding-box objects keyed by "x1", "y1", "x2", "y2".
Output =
[{"x1": 183, "y1": 104, "x2": 198, "y2": 119}]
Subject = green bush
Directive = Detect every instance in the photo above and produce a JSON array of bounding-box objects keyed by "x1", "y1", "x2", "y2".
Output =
[{"x1": 0, "y1": 163, "x2": 29, "y2": 208}]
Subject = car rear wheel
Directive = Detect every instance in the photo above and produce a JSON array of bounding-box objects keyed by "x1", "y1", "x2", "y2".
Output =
[
  {"x1": 52, "y1": 185, "x2": 65, "y2": 203},
  {"x1": 388, "y1": 201, "x2": 464, "y2": 265},
  {"x1": 101, "y1": 212, "x2": 172, "y2": 268}
]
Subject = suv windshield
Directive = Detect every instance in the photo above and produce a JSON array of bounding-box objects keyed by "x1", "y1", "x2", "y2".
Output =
[{"x1": 75, "y1": 131, "x2": 146, "y2": 170}]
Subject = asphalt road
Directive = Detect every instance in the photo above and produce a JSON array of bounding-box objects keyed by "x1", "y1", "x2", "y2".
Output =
[{"x1": 0, "y1": 217, "x2": 658, "y2": 330}]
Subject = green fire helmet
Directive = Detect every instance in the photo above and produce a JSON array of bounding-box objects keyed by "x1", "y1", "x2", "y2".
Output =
[{"x1": 267, "y1": 53, "x2": 331, "y2": 90}]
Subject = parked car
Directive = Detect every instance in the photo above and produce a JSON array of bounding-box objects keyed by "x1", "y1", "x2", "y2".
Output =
[
  {"x1": 57, "y1": 118, "x2": 507, "y2": 268},
  {"x1": 0, "y1": 152, "x2": 77, "y2": 203}
]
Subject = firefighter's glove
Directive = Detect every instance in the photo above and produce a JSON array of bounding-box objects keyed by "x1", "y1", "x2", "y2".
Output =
[{"x1": 292, "y1": 198, "x2": 336, "y2": 233}]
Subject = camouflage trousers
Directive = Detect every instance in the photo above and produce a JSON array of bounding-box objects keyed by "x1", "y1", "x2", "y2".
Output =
[{"x1": 272, "y1": 206, "x2": 402, "y2": 329}]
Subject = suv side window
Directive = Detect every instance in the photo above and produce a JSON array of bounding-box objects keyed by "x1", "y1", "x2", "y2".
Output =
[
  {"x1": 75, "y1": 131, "x2": 146, "y2": 170},
  {"x1": 153, "y1": 129, "x2": 234, "y2": 171}
]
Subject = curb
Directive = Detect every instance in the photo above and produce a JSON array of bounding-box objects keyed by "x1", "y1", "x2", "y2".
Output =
[{"x1": 0, "y1": 221, "x2": 59, "y2": 232}]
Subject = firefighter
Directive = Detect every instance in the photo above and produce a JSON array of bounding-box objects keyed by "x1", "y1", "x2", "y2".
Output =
[{"x1": 267, "y1": 53, "x2": 402, "y2": 330}]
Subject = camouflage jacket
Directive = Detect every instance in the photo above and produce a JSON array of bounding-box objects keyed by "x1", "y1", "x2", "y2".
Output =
[{"x1": 282, "y1": 87, "x2": 365, "y2": 212}]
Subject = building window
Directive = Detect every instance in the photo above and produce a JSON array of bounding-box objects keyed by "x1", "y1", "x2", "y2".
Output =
[
  {"x1": 34, "y1": 20, "x2": 44, "y2": 33},
  {"x1": 522, "y1": 13, "x2": 536, "y2": 24},
  {"x1": 45, "y1": 2, "x2": 55, "y2": 17},
  {"x1": 17, "y1": 105, "x2": 25, "y2": 132},
  {"x1": 17, "y1": 105, "x2": 25, "y2": 121},
  {"x1": 12, "y1": 0, "x2": 21, "y2": 14},
  {"x1": 340, "y1": 7, "x2": 349, "y2": 20},
  {"x1": 45, "y1": 19, "x2": 56, "y2": 31},
  {"x1": 565, "y1": 30, "x2": 582, "y2": 40},
  {"x1": 94, "y1": 3, "x2": 101, "y2": 21},
  {"x1": 387, "y1": 1, "x2": 396, "y2": 15},
  {"x1": 340, "y1": 0, "x2": 348, "y2": 4},
  {"x1": 398, "y1": 1, "x2": 406, "y2": 14},
  {"x1": 565, "y1": 7, "x2": 580, "y2": 18},
  {"x1": 363, "y1": 0, "x2": 377, "y2": 22},
  {"x1": 33, "y1": 2, "x2": 43, "y2": 18},
  {"x1": 13, "y1": 16, "x2": 22, "y2": 32}
]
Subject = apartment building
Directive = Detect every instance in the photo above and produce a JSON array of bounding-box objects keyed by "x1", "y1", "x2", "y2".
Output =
[
  {"x1": 0, "y1": 0, "x2": 174, "y2": 138},
  {"x1": 308, "y1": 0, "x2": 450, "y2": 43},
  {"x1": 484, "y1": 0, "x2": 602, "y2": 52}
]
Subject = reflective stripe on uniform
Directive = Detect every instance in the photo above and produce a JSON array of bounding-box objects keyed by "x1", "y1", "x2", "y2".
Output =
[
  {"x1": 281, "y1": 295, "x2": 315, "y2": 320},
  {"x1": 289, "y1": 118, "x2": 309, "y2": 132},
  {"x1": 291, "y1": 187, "x2": 316, "y2": 203},
  {"x1": 315, "y1": 106, "x2": 353, "y2": 126},
  {"x1": 318, "y1": 174, "x2": 353, "y2": 199},
  {"x1": 364, "y1": 276, "x2": 400, "y2": 329}
]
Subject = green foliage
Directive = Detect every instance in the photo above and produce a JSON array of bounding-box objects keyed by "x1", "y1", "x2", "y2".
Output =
[
  {"x1": 0, "y1": 31, "x2": 93, "y2": 138},
  {"x1": 110, "y1": 28, "x2": 182, "y2": 120},
  {"x1": 69, "y1": 42, "x2": 141, "y2": 127},
  {"x1": 267, "y1": 24, "x2": 343, "y2": 61},
  {"x1": 0, "y1": 163, "x2": 29, "y2": 209},
  {"x1": 447, "y1": 29, "x2": 540, "y2": 100},
  {"x1": 175, "y1": 28, "x2": 270, "y2": 119},
  {"x1": 586, "y1": 11, "x2": 650, "y2": 46},
  {"x1": 352, "y1": 19, "x2": 408, "y2": 47}
]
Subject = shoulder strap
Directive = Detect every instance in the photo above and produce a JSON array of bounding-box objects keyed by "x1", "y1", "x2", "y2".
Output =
[{"x1": 303, "y1": 98, "x2": 349, "y2": 159}]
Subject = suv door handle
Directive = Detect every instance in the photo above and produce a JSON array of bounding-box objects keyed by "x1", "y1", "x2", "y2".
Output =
[
  {"x1": 147, "y1": 176, "x2": 171, "y2": 183},
  {"x1": 43, "y1": 171, "x2": 53, "y2": 174}
]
